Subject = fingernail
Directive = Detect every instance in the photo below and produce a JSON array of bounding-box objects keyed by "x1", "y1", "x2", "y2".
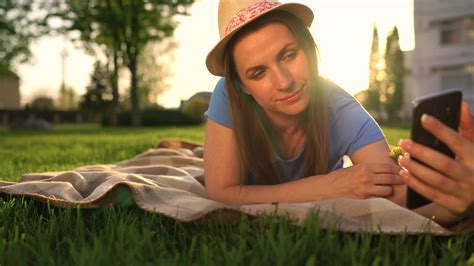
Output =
[
  {"x1": 421, "y1": 114, "x2": 432, "y2": 124},
  {"x1": 399, "y1": 170, "x2": 408, "y2": 181},
  {"x1": 398, "y1": 169, "x2": 408, "y2": 177},
  {"x1": 398, "y1": 156, "x2": 409, "y2": 170},
  {"x1": 398, "y1": 155, "x2": 406, "y2": 165},
  {"x1": 399, "y1": 139, "x2": 412, "y2": 152}
]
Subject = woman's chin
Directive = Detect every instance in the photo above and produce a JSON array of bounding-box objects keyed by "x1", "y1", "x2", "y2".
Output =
[{"x1": 278, "y1": 100, "x2": 309, "y2": 116}]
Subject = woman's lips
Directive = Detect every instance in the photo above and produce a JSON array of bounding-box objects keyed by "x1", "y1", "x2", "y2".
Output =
[{"x1": 278, "y1": 87, "x2": 303, "y2": 103}]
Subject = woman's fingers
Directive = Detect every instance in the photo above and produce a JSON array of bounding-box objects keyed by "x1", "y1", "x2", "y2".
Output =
[
  {"x1": 368, "y1": 163, "x2": 401, "y2": 174},
  {"x1": 398, "y1": 156, "x2": 459, "y2": 194},
  {"x1": 460, "y1": 101, "x2": 474, "y2": 142},
  {"x1": 420, "y1": 114, "x2": 468, "y2": 157},
  {"x1": 399, "y1": 139, "x2": 466, "y2": 181},
  {"x1": 372, "y1": 174, "x2": 405, "y2": 185},
  {"x1": 367, "y1": 185, "x2": 393, "y2": 197},
  {"x1": 400, "y1": 170, "x2": 469, "y2": 215}
]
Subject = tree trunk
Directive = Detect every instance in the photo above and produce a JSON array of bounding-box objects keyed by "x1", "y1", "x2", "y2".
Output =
[
  {"x1": 129, "y1": 57, "x2": 141, "y2": 127},
  {"x1": 111, "y1": 43, "x2": 120, "y2": 127}
]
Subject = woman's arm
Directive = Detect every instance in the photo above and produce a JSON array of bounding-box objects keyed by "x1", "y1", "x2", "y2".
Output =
[
  {"x1": 204, "y1": 120, "x2": 403, "y2": 205},
  {"x1": 204, "y1": 119, "x2": 333, "y2": 204}
]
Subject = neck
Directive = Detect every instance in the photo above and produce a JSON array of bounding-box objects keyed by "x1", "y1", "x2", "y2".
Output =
[
  {"x1": 267, "y1": 114, "x2": 302, "y2": 140},
  {"x1": 270, "y1": 116, "x2": 305, "y2": 160},
  {"x1": 265, "y1": 112, "x2": 302, "y2": 137}
]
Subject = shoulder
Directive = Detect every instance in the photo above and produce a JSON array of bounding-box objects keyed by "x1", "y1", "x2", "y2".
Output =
[
  {"x1": 206, "y1": 78, "x2": 233, "y2": 129},
  {"x1": 321, "y1": 78, "x2": 359, "y2": 114},
  {"x1": 211, "y1": 78, "x2": 227, "y2": 97}
]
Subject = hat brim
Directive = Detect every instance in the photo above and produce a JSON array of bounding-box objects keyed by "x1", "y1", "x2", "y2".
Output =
[{"x1": 206, "y1": 3, "x2": 314, "y2": 77}]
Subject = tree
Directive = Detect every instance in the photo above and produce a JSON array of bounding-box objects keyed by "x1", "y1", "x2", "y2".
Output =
[
  {"x1": 384, "y1": 26, "x2": 404, "y2": 121},
  {"x1": 364, "y1": 24, "x2": 383, "y2": 115},
  {"x1": 112, "y1": 0, "x2": 194, "y2": 126},
  {"x1": 0, "y1": 0, "x2": 46, "y2": 71},
  {"x1": 58, "y1": 85, "x2": 79, "y2": 110},
  {"x1": 29, "y1": 96, "x2": 55, "y2": 111},
  {"x1": 79, "y1": 61, "x2": 113, "y2": 122},
  {"x1": 137, "y1": 39, "x2": 177, "y2": 108},
  {"x1": 43, "y1": 0, "x2": 124, "y2": 126},
  {"x1": 45, "y1": 0, "x2": 194, "y2": 126}
]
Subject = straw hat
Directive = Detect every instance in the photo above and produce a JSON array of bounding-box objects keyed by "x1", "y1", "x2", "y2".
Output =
[{"x1": 206, "y1": 0, "x2": 314, "y2": 76}]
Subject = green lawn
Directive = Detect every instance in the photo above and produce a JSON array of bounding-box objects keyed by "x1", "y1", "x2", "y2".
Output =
[{"x1": 0, "y1": 124, "x2": 472, "y2": 265}]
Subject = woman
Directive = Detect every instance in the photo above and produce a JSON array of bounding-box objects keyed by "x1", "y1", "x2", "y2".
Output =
[
  {"x1": 203, "y1": 0, "x2": 404, "y2": 205},
  {"x1": 399, "y1": 102, "x2": 474, "y2": 218},
  {"x1": 203, "y1": 0, "x2": 468, "y2": 227}
]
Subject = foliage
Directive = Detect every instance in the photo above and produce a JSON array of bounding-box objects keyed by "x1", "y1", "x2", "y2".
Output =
[
  {"x1": 43, "y1": 0, "x2": 124, "y2": 126},
  {"x1": 0, "y1": 125, "x2": 472, "y2": 265},
  {"x1": 182, "y1": 96, "x2": 210, "y2": 123},
  {"x1": 57, "y1": 85, "x2": 79, "y2": 111},
  {"x1": 79, "y1": 61, "x2": 113, "y2": 122},
  {"x1": 102, "y1": 109, "x2": 201, "y2": 127},
  {"x1": 358, "y1": 25, "x2": 383, "y2": 117},
  {"x1": 44, "y1": 0, "x2": 195, "y2": 127},
  {"x1": 115, "y1": 0, "x2": 195, "y2": 127},
  {"x1": 137, "y1": 39, "x2": 177, "y2": 108},
  {"x1": 367, "y1": 25, "x2": 383, "y2": 114},
  {"x1": 384, "y1": 27, "x2": 405, "y2": 121},
  {"x1": 0, "y1": 0, "x2": 46, "y2": 71},
  {"x1": 360, "y1": 25, "x2": 405, "y2": 121},
  {"x1": 28, "y1": 96, "x2": 55, "y2": 111}
]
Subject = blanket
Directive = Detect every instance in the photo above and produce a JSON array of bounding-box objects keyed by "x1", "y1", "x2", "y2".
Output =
[{"x1": 1, "y1": 141, "x2": 472, "y2": 235}]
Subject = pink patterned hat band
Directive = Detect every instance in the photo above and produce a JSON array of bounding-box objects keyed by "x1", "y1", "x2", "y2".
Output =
[{"x1": 224, "y1": 1, "x2": 281, "y2": 35}]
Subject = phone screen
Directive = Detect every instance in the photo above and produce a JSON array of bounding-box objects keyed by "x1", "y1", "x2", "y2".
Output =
[{"x1": 407, "y1": 89, "x2": 462, "y2": 209}]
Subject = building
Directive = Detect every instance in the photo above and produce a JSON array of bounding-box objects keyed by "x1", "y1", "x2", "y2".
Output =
[
  {"x1": 404, "y1": 0, "x2": 474, "y2": 116},
  {"x1": 0, "y1": 69, "x2": 21, "y2": 110}
]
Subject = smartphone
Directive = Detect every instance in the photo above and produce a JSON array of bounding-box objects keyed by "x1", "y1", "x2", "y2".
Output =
[{"x1": 407, "y1": 89, "x2": 462, "y2": 209}]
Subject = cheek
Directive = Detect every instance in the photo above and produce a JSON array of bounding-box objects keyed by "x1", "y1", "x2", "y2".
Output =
[{"x1": 292, "y1": 55, "x2": 310, "y2": 80}]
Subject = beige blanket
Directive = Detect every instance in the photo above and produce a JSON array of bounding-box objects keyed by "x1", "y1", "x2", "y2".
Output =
[{"x1": 1, "y1": 145, "x2": 472, "y2": 235}]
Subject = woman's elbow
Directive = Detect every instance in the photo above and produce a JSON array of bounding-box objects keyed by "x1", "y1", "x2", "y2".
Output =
[
  {"x1": 206, "y1": 185, "x2": 238, "y2": 205},
  {"x1": 206, "y1": 187, "x2": 222, "y2": 201}
]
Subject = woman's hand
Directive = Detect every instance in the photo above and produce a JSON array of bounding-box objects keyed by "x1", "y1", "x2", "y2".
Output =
[
  {"x1": 326, "y1": 163, "x2": 404, "y2": 199},
  {"x1": 398, "y1": 101, "x2": 474, "y2": 217}
]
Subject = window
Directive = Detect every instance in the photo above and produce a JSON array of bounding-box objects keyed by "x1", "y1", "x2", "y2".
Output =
[
  {"x1": 441, "y1": 20, "x2": 462, "y2": 45},
  {"x1": 439, "y1": 16, "x2": 474, "y2": 45}
]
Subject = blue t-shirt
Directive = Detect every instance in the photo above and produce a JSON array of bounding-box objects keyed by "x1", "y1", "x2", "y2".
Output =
[{"x1": 205, "y1": 78, "x2": 385, "y2": 184}]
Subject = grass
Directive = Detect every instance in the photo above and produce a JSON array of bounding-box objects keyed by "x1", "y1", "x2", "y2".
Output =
[{"x1": 0, "y1": 124, "x2": 473, "y2": 265}]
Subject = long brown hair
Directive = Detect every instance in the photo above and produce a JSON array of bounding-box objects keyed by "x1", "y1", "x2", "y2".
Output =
[{"x1": 223, "y1": 11, "x2": 329, "y2": 184}]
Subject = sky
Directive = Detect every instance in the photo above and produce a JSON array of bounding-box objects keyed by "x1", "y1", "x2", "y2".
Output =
[{"x1": 16, "y1": 0, "x2": 414, "y2": 108}]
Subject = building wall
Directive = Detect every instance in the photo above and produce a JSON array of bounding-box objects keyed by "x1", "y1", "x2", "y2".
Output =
[
  {"x1": 404, "y1": 0, "x2": 474, "y2": 116},
  {"x1": 0, "y1": 74, "x2": 21, "y2": 110}
]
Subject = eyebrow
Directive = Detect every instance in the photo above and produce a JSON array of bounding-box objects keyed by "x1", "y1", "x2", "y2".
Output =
[{"x1": 244, "y1": 42, "x2": 297, "y2": 76}]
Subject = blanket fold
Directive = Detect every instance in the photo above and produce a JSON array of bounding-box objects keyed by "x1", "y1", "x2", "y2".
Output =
[{"x1": 1, "y1": 143, "x2": 472, "y2": 235}]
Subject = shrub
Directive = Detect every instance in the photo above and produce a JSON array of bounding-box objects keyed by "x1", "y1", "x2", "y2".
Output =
[
  {"x1": 182, "y1": 97, "x2": 209, "y2": 123},
  {"x1": 102, "y1": 108, "x2": 201, "y2": 127}
]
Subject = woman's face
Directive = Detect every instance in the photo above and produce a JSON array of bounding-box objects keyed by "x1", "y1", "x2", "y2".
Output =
[{"x1": 232, "y1": 21, "x2": 310, "y2": 121}]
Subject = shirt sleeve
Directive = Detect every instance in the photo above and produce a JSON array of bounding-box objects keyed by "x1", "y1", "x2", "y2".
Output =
[
  {"x1": 204, "y1": 78, "x2": 233, "y2": 129},
  {"x1": 329, "y1": 83, "x2": 385, "y2": 157}
]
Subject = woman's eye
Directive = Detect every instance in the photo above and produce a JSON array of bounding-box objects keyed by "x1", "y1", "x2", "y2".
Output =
[
  {"x1": 252, "y1": 70, "x2": 265, "y2": 80},
  {"x1": 283, "y1": 51, "x2": 297, "y2": 61}
]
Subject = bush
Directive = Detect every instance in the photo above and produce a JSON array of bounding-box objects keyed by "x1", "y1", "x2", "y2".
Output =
[
  {"x1": 102, "y1": 108, "x2": 201, "y2": 127},
  {"x1": 182, "y1": 97, "x2": 209, "y2": 123}
]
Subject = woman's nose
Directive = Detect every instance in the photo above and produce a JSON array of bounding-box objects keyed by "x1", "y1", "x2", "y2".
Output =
[{"x1": 272, "y1": 66, "x2": 293, "y2": 91}]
